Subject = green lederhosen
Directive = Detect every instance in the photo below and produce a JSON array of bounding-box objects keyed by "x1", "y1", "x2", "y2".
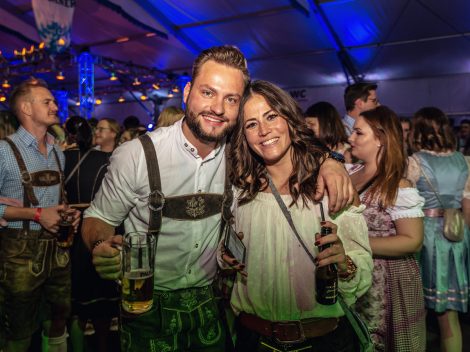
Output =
[
  {"x1": 0, "y1": 138, "x2": 71, "y2": 341},
  {"x1": 119, "y1": 135, "x2": 233, "y2": 352}
]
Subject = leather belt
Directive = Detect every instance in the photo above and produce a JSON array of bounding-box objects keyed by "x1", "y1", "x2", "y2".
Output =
[
  {"x1": 424, "y1": 208, "x2": 445, "y2": 217},
  {"x1": 239, "y1": 313, "x2": 339, "y2": 344}
]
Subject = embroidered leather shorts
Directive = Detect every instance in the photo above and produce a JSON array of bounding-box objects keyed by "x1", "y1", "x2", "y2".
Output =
[
  {"x1": 0, "y1": 229, "x2": 71, "y2": 340},
  {"x1": 121, "y1": 285, "x2": 226, "y2": 351}
]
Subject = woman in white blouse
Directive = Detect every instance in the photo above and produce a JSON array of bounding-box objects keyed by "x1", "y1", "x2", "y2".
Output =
[
  {"x1": 348, "y1": 105, "x2": 426, "y2": 351},
  {"x1": 223, "y1": 80, "x2": 373, "y2": 352}
]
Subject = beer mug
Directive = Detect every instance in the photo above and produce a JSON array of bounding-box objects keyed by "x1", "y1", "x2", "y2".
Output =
[{"x1": 121, "y1": 231, "x2": 156, "y2": 314}]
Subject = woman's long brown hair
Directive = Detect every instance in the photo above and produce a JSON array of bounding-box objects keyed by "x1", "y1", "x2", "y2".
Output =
[
  {"x1": 230, "y1": 80, "x2": 327, "y2": 207},
  {"x1": 410, "y1": 107, "x2": 456, "y2": 153},
  {"x1": 360, "y1": 106, "x2": 406, "y2": 208}
]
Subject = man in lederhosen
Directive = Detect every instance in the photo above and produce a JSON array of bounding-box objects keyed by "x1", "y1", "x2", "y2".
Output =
[
  {"x1": 0, "y1": 78, "x2": 80, "y2": 352},
  {"x1": 82, "y1": 46, "x2": 354, "y2": 351}
]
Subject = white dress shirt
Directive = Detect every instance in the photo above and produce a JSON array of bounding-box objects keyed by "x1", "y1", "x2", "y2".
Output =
[{"x1": 85, "y1": 119, "x2": 227, "y2": 290}]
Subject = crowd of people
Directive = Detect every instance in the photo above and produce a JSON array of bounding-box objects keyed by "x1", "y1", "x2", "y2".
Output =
[{"x1": 0, "y1": 45, "x2": 468, "y2": 352}]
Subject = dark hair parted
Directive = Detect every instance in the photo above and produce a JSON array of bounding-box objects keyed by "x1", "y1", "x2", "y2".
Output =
[
  {"x1": 411, "y1": 107, "x2": 456, "y2": 153},
  {"x1": 304, "y1": 101, "x2": 347, "y2": 150},
  {"x1": 192, "y1": 45, "x2": 250, "y2": 87},
  {"x1": 9, "y1": 77, "x2": 49, "y2": 118},
  {"x1": 65, "y1": 116, "x2": 92, "y2": 151},
  {"x1": 360, "y1": 106, "x2": 405, "y2": 208},
  {"x1": 344, "y1": 82, "x2": 377, "y2": 111},
  {"x1": 230, "y1": 80, "x2": 327, "y2": 207}
]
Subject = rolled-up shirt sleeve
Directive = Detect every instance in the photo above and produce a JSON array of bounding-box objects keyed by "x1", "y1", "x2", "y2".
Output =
[{"x1": 333, "y1": 204, "x2": 373, "y2": 306}]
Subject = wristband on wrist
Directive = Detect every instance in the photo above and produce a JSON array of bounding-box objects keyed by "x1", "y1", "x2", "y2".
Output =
[
  {"x1": 33, "y1": 207, "x2": 42, "y2": 222},
  {"x1": 338, "y1": 255, "x2": 357, "y2": 281},
  {"x1": 328, "y1": 151, "x2": 346, "y2": 164}
]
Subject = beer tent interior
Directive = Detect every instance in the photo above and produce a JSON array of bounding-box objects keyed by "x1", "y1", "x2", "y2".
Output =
[{"x1": 1, "y1": 0, "x2": 470, "y2": 125}]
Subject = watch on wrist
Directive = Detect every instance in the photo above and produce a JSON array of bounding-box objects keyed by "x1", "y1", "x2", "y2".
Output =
[
  {"x1": 338, "y1": 255, "x2": 357, "y2": 281},
  {"x1": 328, "y1": 151, "x2": 346, "y2": 164}
]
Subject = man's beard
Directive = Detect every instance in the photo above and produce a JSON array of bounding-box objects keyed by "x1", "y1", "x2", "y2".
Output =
[{"x1": 185, "y1": 108, "x2": 235, "y2": 144}]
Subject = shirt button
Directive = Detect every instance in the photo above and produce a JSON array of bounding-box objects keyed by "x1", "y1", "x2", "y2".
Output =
[
  {"x1": 190, "y1": 148, "x2": 194, "y2": 152},
  {"x1": 184, "y1": 143, "x2": 188, "y2": 147},
  {"x1": 188, "y1": 269, "x2": 192, "y2": 274},
  {"x1": 195, "y1": 243, "x2": 199, "y2": 248}
]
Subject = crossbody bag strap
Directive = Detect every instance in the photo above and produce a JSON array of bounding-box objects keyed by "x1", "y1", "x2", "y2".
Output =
[
  {"x1": 138, "y1": 134, "x2": 163, "y2": 235},
  {"x1": 65, "y1": 149, "x2": 92, "y2": 185},
  {"x1": 267, "y1": 174, "x2": 371, "y2": 349},
  {"x1": 412, "y1": 155, "x2": 444, "y2": 208},
  {"x1": 267, "y1": 174, "x2": 316, "y2": 263}
]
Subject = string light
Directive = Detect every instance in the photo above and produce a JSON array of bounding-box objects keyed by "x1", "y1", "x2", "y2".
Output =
[
  {"x1": 172, "y1": 85, "x2": 180, "y2": 93},
  {"x1": 57, "y1": 38, "x2": 66, "y2": 46},
  {"x1": 168, "y1": 90, "x2": 174, "y2": 98},
  {"x1": 75, "y1": 101, "x2": 80, "y2": 106},
  {"x1": 118, "y1": 96, "x2": 125, "y2": 103},
  {"x1": 140, "y1": 93, "x2": 148, "y2": 101},
  {"x1": 152, "y1": 83, "x2": 160, "y2": 90},
  {"x1": 2, "y1": 80, "x2": 10, "y2": 89},
  {"x1": 95, "y1": 98, "x2": 102, "y2": 105},
  {"x1": 109, "y1": 72, "x2": 118, "y2": 81},
  {"x1": 56, "y1": 71, "x2": 65, "y2": 80},
  {"x1": 132, "y1": 77, "x2": 141, "y2": 86},
  {"x1": 0, "y1": 95, "x2": 6, "y2": 102}
]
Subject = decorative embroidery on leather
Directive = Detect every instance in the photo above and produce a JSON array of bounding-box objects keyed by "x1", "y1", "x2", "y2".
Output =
[{"x1": 185, "y1": 196, "x2": 206, "y2": 218}]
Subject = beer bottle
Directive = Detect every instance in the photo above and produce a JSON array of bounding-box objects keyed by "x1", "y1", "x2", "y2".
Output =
[{"x1": 315, "y1": 224, "x2": 338, "y2": 305}]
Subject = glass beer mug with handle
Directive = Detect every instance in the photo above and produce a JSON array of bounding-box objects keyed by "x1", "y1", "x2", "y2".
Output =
[{"x1": 121, "y1": 231, "x2": 157, "y2": 314}]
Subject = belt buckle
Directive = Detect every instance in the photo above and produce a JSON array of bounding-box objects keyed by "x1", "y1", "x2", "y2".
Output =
[{"x1": 272, "y1": 321, "x2": 306, "y2": 345}]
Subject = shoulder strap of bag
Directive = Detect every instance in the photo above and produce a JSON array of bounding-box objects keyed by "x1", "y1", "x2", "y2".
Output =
[
  {"x1": 267, "y1": 174, "x2": 372, "y2": 350},
  {"x1": 138, "y1": 134, "x2": 163, "y2": 236},
  {"x1": 51, "y1": 146, "x2": 67, "y2": 205},
  {"x1": 412, "y1": 154, "x2": 444, "y2": 208},
  {"x1": 65, "y1": 149, "x2": 92, "y2": 185}
]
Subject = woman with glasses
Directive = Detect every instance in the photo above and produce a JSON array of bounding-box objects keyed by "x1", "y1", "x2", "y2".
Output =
[{"x1": 94, "y1": 118, "x2": 120, "y2": 153}]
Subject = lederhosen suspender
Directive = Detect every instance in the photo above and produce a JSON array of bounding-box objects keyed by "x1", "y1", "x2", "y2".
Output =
[
  {"x1": 138, "y1": 134, "x2": 233, "y2": 241},
  {"x1": 4, "y1": 137, "x2": 66, "y2": 232}
]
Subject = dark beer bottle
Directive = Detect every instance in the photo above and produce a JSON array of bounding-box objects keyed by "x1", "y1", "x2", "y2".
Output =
[{"x1": 315, "y1": 225, "x2": 338, "y2": 305}]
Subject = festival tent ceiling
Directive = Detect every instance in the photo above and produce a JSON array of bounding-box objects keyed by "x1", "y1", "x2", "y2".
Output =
[{"x1": 1, "y1": 0, "x2": 470, "y2": 107}]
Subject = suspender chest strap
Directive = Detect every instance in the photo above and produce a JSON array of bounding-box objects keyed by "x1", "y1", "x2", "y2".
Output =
[{"x1": 138, "y1": 134, "x2": 234, "y2": 236}]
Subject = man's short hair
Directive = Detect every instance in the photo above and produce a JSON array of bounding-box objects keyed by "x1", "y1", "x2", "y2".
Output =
[
  {"x1": 9, "y1": 77, "x2": 49, "y2": 117},
  {"x1": 344, "y1": 82, "x2": 378, "y2": 112},
  {"x1": 192, "y1": 45, "x2": 250, "y2": 87},
  {"x1": 460, "y1": 119, "x2": 470, "y2": 126}
]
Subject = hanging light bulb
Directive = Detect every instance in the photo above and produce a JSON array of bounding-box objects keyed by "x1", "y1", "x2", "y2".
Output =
[
  {"x1": 132, "y1": 77, "x2": 141, "y2": 86},
  {"x1": 2, "y1": 80, "x2": 10, "y2": 89},
  {"x1": 0, "y1": 95, "x2": 6, "y2": 102},
  {"x1": 56, "y1": 71, "x2": 65, "y2": 80},
  {"x1": 118, "y1": 96, "x2": 125, "y2": 103},
  {"x1": 95, "y1": 98, "x2": 102, "y2": 105},
  {"x1": 172, "y1": 85, "x2": 180, "y2": 93},
  {"x1": 168, "y1": 90, "x2": 174, "y2": 98},
  {"x1": 152, "y1": 83, "x2": 160, "y2": 90},
  {"x1": 57, "y1": 38, "x2": 65, "y2": 46},
  {"x1": 140, "y1": 93, "x2": 148, "y2": 101},
  {"x1": 39, "y1": 42, "x2": 45, "y2": 50},
  {"x1": 109, "y1": 72, "x2": 118, "y2": 81},
  {"x1": 75, "y1": 101, "x2": 80, "y2": 106}
]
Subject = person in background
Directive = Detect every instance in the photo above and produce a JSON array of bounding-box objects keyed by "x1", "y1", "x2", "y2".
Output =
[
  {"x1": 223, "y1": 80, "x2": 372, "y2": 352},
  {"x1": 119, "y1": 127, "x2": 147, "y2": 145},
  {"x1": 457, "y1": 119, "x2": 470, "y2": 155},
  {"x1": 400, "y1": 117, "x2": 412, "y2": 156},
  {"x1": 304, "y1": 101, "x2": 352, "y2": 163},
  {"x1": 94, "y1": 118, "x2": 120, "y2": 153},
  {"x1": 0, "y1": 110, "x2": 19, "y2": 139},
  {"x1": 155, "y1": 106, "x2": 185, "y2": 129},
  {"x1": 122, "y1": 115, "x2": 140, "y2": 131},
  {"x1": 0, "y1": 77, "x2": 80, "y2": 352},
  {"x1": 63, "y1": 116, "x2": 117, "y2": 352},
  {"x1": 343, "y1": 82, "x2": 379, "y2": 136},
  {"x1": 407, "y1": 107, "x2": 470, "y2": 352},
  {"x1": 348, "y1": 106, "x2": 426, "y2": 351}
]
